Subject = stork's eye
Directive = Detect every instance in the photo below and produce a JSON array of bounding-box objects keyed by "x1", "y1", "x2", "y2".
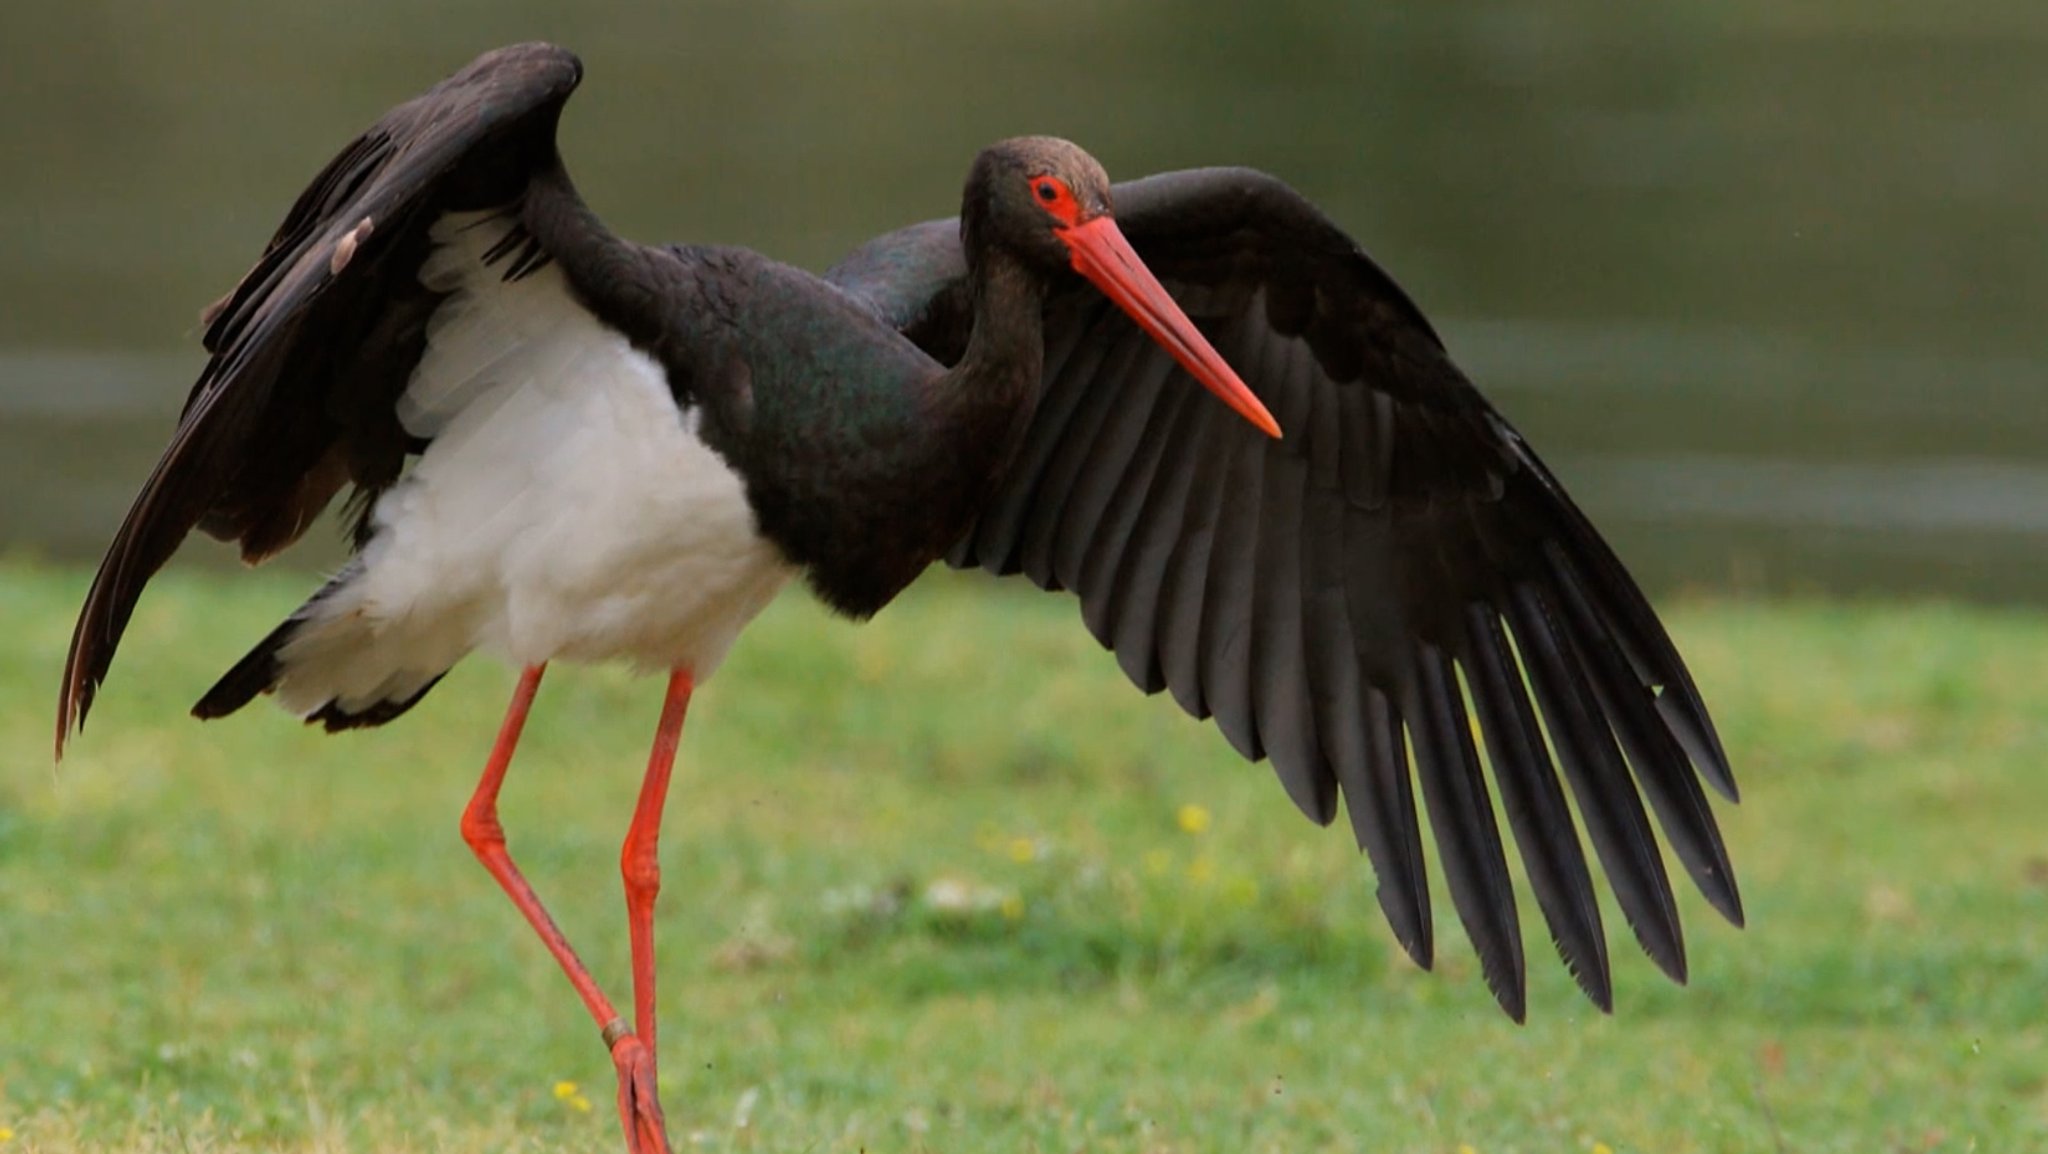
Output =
[{"x1": 1030, "y1": 176, "x2": 1083, "y2": 226}]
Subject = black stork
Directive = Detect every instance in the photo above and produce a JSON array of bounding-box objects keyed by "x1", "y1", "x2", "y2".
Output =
[{"x1": 56, "y1": 42, "x2": 1743, "y2": 1154}]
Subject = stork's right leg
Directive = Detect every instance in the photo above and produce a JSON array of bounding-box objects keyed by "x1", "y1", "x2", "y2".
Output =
[{"x1": 458, "y1": 664, "x2": 672, "y2": 1154}]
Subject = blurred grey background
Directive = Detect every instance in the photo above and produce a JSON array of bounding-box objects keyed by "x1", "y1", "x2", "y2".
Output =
[{"x1": 2, "y1": 3, "x2": 2044, "y2": 599}]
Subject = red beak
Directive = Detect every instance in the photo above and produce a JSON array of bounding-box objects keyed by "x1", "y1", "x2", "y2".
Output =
[{"x1": 1058, "y1": 216, "x2": 1283, "y2": 439}]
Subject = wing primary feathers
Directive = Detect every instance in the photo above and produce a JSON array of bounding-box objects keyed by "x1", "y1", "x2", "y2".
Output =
[
  {"x1": 1365, "y1": 391, "x2": 1399, "y2": 507},
  {"x1": 1191, "y1": 307, "x2": 1276, "y2": 760},
  {"x1": 1303, "y1": 349, "x2": 1343, "y2": 492},
  {"x1": 1099, "y1": 374, "x2": 1209, "y2": 694},
  {"x1": 1406, "y1": 643, "x2": 1526, "y2": 1021},
  {"x1": 942, "y1": 293, "x2": 1096, "y2": 570},
  {"x1": 1040, "y1": 292, "x2": 1098, "y2": 382},
  {"x1": 1245, "y1": 356, "x2": 1330, "y2": 823},
  {"x1": 1349, "y1": 683, "x2": 1436, "y2": 970},
  {"x1": 1051, "y1": 339, "x2": 1177, "y2": 594},
  {"x1": 1545, "y1": 547, "x2": 1745, "y2": 927},
  {"x1": 1302, "y1": 494, "x2": 1431, "y2": 964},
  {"x1": 1659, "y1": 690, "x2": 1738, "y2": 804},
  {"x1": 1150, "y1": 392, "x2": 1245, "y2": 722},
  {"x1": 1195, "y1": 414, "x2": 1267, "y2": 762},
  {"x1": 1525, "y1": 448, "x2": 1737, "y2": 801},
  {"x1": 1072, "y1": 349, "x2": 1186, "y2": 648},
  {"x1": 1363, "y1": 685, "x2": 1430, "y2": 967},
  {"x1": 1507, "y1": 583, "x2": 1687, "y2": 982},
  {"x1": 964, "y1": 303, "x2": 1120, "y2": 579},
  {"x1": 1058, "y1": 278, "x2": 1240, "y2": 603},
  {"x1": 1335, "y1": 385, "x2": 1385, "y2": 508},
  {"x1": 1463, "y1": 603, "x2": 1613, "y2": 1011},
  {"x1": 1018, "y1": 322, "x2": 1155, "y2": 588}
]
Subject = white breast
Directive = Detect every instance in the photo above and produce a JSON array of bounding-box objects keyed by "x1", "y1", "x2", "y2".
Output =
[{"x1": 268, "y1": 214, "x2": 791, "y2": 719}]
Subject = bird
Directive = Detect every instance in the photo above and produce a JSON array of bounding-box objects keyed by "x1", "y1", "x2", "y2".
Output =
[{"x1": 55, "y1": 42, "x2": 1743, "y2": 1154}]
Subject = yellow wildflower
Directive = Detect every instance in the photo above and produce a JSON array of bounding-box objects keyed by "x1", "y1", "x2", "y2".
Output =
[
  {"x1": 1177, "y1": 803, "x2": 1212, "y2": 834},
  {"x1": 554, "y1": 1080, "x2": 593, "y2": 1113},
  {"x1": 1008, "y1": 837, "x2": 1037, "y2": 863},
  {"x1": 0, "y1": 1127, "x2": 14, "y2": 1144},
  {"x1": 1000, "y1": 894, "x2": 1026, "y2": 921},
  {"x1": 1592, "y1": 1145, "x2": 1615, "y2": 1154}
]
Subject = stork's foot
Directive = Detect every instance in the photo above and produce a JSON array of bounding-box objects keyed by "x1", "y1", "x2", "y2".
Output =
[{"x1": 609, "y1": 1032, "x2": 671, "y2": 1154}]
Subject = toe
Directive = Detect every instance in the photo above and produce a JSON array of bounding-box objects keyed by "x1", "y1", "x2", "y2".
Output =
[{"x1": 610, "y1": 1036, "x2": 672, "y2": 1154}]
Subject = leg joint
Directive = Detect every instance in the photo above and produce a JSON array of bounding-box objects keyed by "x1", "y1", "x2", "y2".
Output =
[
  {"x1": 620, "y1": 841, "x2": 662, "y2": 896},
  {"x1": 460, "y1": 804, "x2": 505, "y2": 855}
]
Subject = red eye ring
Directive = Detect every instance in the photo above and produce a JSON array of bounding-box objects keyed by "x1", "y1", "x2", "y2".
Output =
[{"x1": 1030, "y1": 175, "x2": 1083, "y2": 226}]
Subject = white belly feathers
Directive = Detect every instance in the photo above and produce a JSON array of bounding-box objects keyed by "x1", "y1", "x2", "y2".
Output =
[{"x1": 265, "y1": 214, "x2": 791, "y2": 720}]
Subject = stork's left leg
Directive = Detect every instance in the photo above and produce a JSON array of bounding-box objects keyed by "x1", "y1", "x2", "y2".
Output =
[{"x1": 617, "y1": 668, "x2": 693, "y2": 1143}]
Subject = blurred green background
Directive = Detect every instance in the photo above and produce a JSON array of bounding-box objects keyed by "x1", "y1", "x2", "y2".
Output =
[
  {"x1": 4, "y1": 4, "x2": 2048, "y2": 1152},
  {"x1": 3, "y1": 2, "x2": 2047, "y2": 597}
]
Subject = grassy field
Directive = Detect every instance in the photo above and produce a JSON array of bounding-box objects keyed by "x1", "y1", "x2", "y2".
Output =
[{"x1": 0, "y1": 559, "x2": 2043, "y2": 1152}]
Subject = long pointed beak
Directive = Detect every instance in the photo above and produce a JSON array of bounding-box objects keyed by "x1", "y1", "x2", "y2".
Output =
[{"x1": 1058, "y1": 216, "x2": 1282, "y2": 439}]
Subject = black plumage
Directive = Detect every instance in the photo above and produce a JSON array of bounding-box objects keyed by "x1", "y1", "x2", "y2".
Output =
[{"x1": 830, "y1": 167, "x2": 1745, "y2": 1018}]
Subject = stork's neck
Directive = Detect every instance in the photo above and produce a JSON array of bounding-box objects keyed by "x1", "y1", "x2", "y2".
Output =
[{"x1": 945, "y1": 247, "x2": 1048, "y2": 423}]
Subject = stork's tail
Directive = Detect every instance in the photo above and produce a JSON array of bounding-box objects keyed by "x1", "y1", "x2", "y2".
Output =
[{"x1": 193, "y1": 565, "x2": 460, "y2": 731}]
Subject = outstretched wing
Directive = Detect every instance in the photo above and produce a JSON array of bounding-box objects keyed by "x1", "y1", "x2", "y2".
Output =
[
  {"x1": 57, "y1": 42, "x2": 586, "y2": 752},
  {"x1": 828, "y1": 168, "x2": 1742, "y2": 1019}
]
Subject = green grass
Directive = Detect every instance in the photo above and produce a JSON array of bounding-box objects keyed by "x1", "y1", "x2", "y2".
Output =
[{"x1": 1, "y1": 560, "x2": 2044, "y2": 1153}]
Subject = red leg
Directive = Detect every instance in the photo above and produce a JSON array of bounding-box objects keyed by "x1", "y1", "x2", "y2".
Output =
[
  {"x1": 459, "y1": 664, "x2": 671, "y2": 1154},
  {"x1": 621, "y1": 670, "x2": 694, "y2": 1082}
]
